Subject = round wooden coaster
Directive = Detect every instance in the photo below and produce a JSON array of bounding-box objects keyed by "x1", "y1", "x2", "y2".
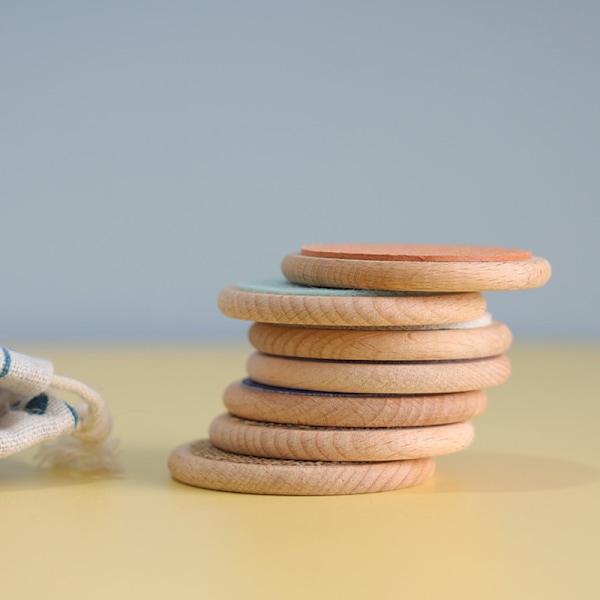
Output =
[
  {"x1": 168, "y1": 439, "x2": 435, "y2": 495},
  {"x1": 246, "y1": 352, "x2": 511, "y2": 394},
  {"x1": 209, "y1": 413, "x2": 475, "y2": 461},
  {"x1": 301, "y1": 243, "x2": 532, "y2": 262},
  {"x1": 223, "y1": 379, "x2": 488, "y2": 427},
  {"x1": 248, "y1": 321, "x2": 512, "y2": 361},
  {"x1": 281, "y1": 252, "x2": 551, "y2": 292},
  {"x1": 218, "y1": 279, "x2": 486, "y2": 327}
]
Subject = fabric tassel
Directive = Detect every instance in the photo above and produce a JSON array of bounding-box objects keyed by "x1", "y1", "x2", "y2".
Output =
[{"x1": 35, "y1": 435, "x2": 120, "y2": 471}]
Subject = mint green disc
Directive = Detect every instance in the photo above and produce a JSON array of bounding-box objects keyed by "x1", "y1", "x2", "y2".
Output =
[{"x1": 236, "y1": 279, "x2": 432, "y2": 297}]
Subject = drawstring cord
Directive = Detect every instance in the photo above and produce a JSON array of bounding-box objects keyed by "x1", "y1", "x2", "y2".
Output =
[
  {"x1": 50, "y1": 375, "x2": 112, "y2": 443},
  {"x1": 35, "y1": 376, "x2": 118, "y2": 471}
]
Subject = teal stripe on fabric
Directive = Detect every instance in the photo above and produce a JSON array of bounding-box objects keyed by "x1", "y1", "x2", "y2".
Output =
[
  {"x1": 65, "y1": 402, "x2": 79, "y2": 428},
  {"x1": 0, "y1": 347, "x2": 11, "y2": 378},
  {"x1": 25, "y1": 394, "x2": 49, "y2": 415}
]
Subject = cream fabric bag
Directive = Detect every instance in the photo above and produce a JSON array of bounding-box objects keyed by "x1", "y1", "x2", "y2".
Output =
[{"x1": 0, "y1": 346, "x2": 115, "y2": 469}]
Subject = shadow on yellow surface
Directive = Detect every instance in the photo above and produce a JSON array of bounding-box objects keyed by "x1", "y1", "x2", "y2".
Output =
[
  {"x1": 0, "y1": 455, "x2": 123, "y2": 493},
  {"x1": 433, "y1": 451, "x2": 598, "y2": 493},
  {"x1": 0, "y1": 446, "x2": 597, "y2": 496}
]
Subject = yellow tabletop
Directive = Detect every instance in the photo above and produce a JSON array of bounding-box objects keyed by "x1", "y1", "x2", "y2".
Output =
[{"x1": 1, "y1": 342, "x2": 598, "y2": 599}]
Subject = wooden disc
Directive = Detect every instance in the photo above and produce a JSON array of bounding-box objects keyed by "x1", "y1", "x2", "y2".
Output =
[
  {"x1": 210, "y1": 413, "x2": 475, "y2": 461},
  {"x1": 248, "y1": 321, "x2": 512, "y2": 361},
  {"x1": 223, "y1": 379, "x2": 488, "y2": 427},
  {"x1": 168, "y1": 439, "x2": 435, "y2": 495},
  {"x1": 218, "y1": 280, "x2": 486, "y2": 327},
  {"x1": 246, "y1": 352, "x2": 511, "y2": 394},
  {"x1": 302, "y1": 243, "x2": 532, "y2": 262},
  {"x1": 282, "y1": 252, "x2": 551, "y2": 292}
]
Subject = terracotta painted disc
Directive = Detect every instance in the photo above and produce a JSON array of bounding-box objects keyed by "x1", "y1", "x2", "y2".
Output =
[
  {"x1": 282, "y1": 252, "x2": 551, "y2": 292},
  {"x1": 168, "y1": 439, "x2": 435, "y2": 496},
  {"x1": 301, "y1": 244, "x2": 532, "y2": 262}
]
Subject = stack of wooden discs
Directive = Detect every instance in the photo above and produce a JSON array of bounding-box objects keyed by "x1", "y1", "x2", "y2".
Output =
[{"x1": 169, "y1": 244, "x2": 551, "y2": 495}]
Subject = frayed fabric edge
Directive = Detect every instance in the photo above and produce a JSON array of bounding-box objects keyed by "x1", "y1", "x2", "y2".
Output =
[{"x1": 34, "y1": 436, "x2": 122, "y2": 472}]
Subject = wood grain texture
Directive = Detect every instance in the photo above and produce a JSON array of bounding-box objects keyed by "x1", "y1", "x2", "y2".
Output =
[
  {"x1": 223, "y1": 380, "x2": 488, "y2": 427},
  {"x1": 282, "y1": 253, "x2": 552, "y2": 292},
  {"x1": 246, "y1": 352, "x2": 511, "y2": 394},
  {"x1": 248, "y1": 321, "x2": 512, "y2": 361},
  {"x1": 301, "y1": 243, "x2": 532, "y2": 262},
  {"x1": 209, "y1": 414, "x2": 475, "y2": 461},
  {"x1": 168, "y1": 439, "x2": 435, "y2": 495},
  {"x1": 218, "y1": 286, "x2": 487, "y2": 327}
]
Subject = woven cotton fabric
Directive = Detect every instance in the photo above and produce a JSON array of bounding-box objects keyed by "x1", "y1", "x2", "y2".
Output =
[
  {"x1": 0, "y1": 345, "x2": 114, "y2": 467},
  {"x1": 0, "y1": 346, "x2": 53, "y2": 398},
  {"x1": 0, "y1": 391, "x2": 78, "y2": 458}
]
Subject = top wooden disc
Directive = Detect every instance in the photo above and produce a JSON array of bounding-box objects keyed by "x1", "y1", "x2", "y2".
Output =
[
  {"x1": 302, "y1": 244, "x2": 532, "y2": 262},
  {"x1": 283, "y1": 251, "x2": 551, "y2": 292}
]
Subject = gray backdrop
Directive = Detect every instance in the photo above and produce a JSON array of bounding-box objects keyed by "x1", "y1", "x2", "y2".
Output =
[{"x1": 1, "y1": 1, "x2": 598, "y2": 341}]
